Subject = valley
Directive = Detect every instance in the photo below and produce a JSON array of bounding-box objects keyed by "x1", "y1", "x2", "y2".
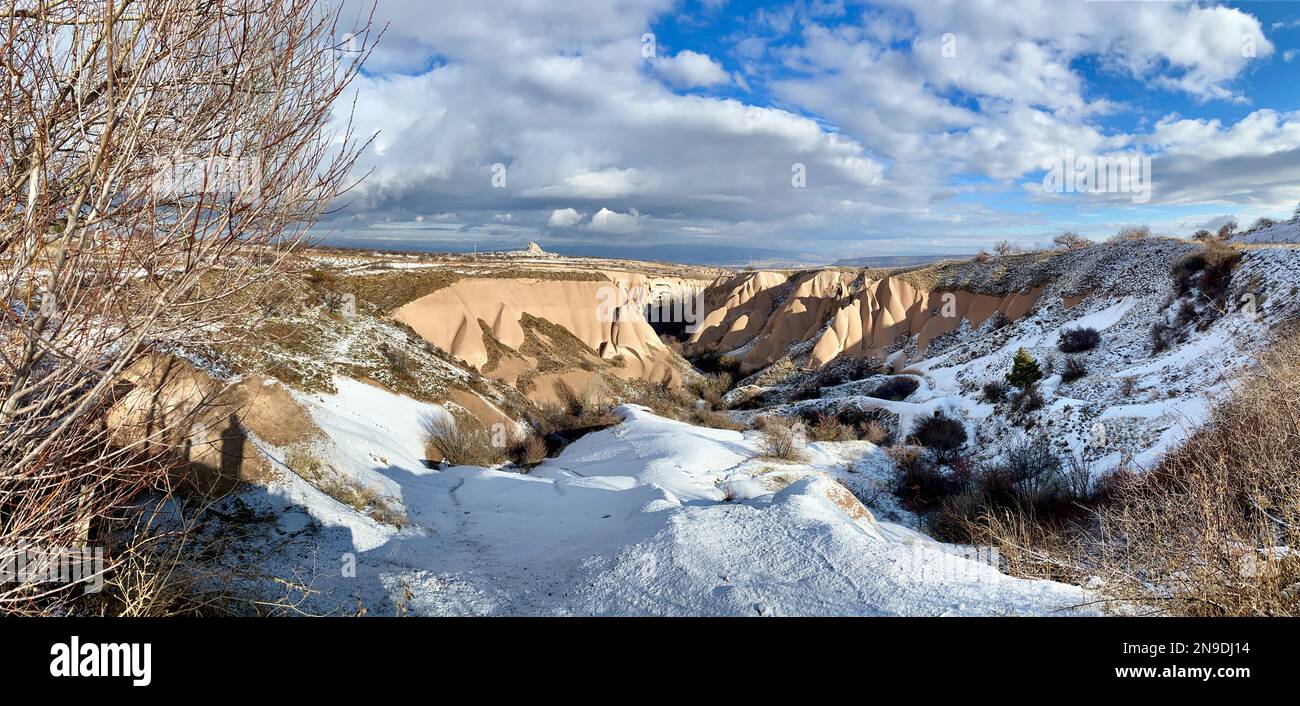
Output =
[{"x1": 122, "y1": 227, "x2": 1300, "y2": 616}]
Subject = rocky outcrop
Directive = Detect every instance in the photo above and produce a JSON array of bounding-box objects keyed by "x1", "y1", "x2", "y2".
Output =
[
  {"x1": 687, "y1": 271, "x2": 790, "y2": 355},
  {"x1": 809, "y1": 279, "x2": 1043, "y2": 368},
  {"x1": 689, "y1": 270, "x2": 1042, "y2": 374},
  {"x1": 391, "y1": 274, "x2": 706, "y2": 399},
  {"x1": 107, "y1": 354, "x2": 323, "y2": 496}
]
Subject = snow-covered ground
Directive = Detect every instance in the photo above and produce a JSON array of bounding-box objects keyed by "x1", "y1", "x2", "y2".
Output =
[
  {"x1": 219, "y1": 378, "x2": 1094, "y2": 616},
  {"x1": 1239, "y1": 218, "x2": 1300, "y2": 244},
  {"x1": 742, "y1": 244, "x2": 1300, "y2": 478},
  {"x1": 193, "y1": 241, "x2": 1300, "y2": 616}
]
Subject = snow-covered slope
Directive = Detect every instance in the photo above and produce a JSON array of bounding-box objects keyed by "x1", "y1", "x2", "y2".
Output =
[
  {"x1": 222, "y1": 382, "x2": 1092, "y2": 616},
  {"x1": 723, "y1": 241, "x2": 1300, "y2": 478},
  {"x1": 1238, "y1": 218, "x2": 1300, "y2": 244}
]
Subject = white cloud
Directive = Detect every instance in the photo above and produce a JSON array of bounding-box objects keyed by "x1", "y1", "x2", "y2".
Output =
[
  {"x1": 323, "y1": 0, "x2": 1298, "y2": 257},
  {"x1": 588, "y1": 207, "x2": 641, "y2": 233},
  {"x1": 548, "y1": 208, "x2": 584, "y2": 227},
  {"x1": 655, "y1": 50, "x2": 731, "y2": 88}
]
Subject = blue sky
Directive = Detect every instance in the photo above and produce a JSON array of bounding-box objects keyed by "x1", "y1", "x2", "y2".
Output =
[{"x1": 323, "y1": 0, "x2": 1300, "y2": 263}]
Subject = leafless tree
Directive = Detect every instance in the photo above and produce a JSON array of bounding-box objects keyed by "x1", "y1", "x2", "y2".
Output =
[
  {"x1": 1, "y1": 0, "x2": 377, "y2": 614},
  {"x1": 992, "y1": 240, "x2": 1016, "y2": 257},
  {"x1": 1052, "y1": 231, "x2": 1088, "y2": 250}
]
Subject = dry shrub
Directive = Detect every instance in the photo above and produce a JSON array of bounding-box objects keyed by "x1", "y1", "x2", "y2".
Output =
[
  {"x1": 756, "y1": 418, "x2": 807, "y2": 462},
  {"x1": 1112, "y1": 225, "x2": 1151, "y2": 241},
  {"x1": 690, "y1": 349, "x2": 741, "y2": 377},
  {"x1": 530, "y1": 398, "x2": 620, "y2": 453},
  {"x1": 869, "y1": 376, "x2": 919, "y2": 401},
  {"x1": 1009, "y1": 383, "x2": 1045, "y2": 418},
  {"x1": 863, "y1": 420, "x2": 890, "y2": 445},
  {"x1": 1086, "y1": 333, "x2": 1300, "y2": 615},
  {"x1": 886, "y1": 445, "x2": 955, "y2": 512},
  {"x1": 968, "y1": 332, "x2": 1300, "y2": 615},
  {"x1": 285, "y1": 447, "x2": 406, "y2": 527},
  {"x1": 1172, "y1": 241, "x2": 1242, "y2": 305},
  {"x1": 1150, "y1": 322, "x2": 1171, "y2": 354},
  {"x1": 981, "y1": 379, "x2": 1009, "y2": 402},
  {"x1": 833, "y1": 404, "x2": 892, "y2": 441},
  {"x1": 910, "y1": 413, "x2": 967, "y2": 462},
  {"x1": 507, "y1": 433, "x2": 549, "y2": 469},
  {"x1": 422, "y1": 415, "x2": 506, "y2": 467},
  {"x1": 552, "y1": 379, "x2": 588, "y2": 418},
  {"x1": 1057, "y1": 326, "x2": 1100, "y2": 353},
  {"x1": 0, "y1": 0, "x2": 376, "y2": 615},
  {"x1": 687, "y1": 371, "x2": 733, "y2": 410},
  {"x1": 690, "y1": 407, "x2": 745, "y2": 431},
  {"x1": 1059, "y1": 356, "x2": 1088, "y2": 383},
  {"x1": 809, "y1": 413, "x2": 855, "y2": 442}
]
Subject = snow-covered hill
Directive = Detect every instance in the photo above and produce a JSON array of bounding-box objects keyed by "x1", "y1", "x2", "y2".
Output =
[
  {"x1": 1238, "y1": 218, "x2": 1300, "y2": 244},
  {"x1": 161, "y1": 239, "x2": 1300, "y2": 616},
  {"x1": 711, "y1": 239, "x2": 1300, "y2": 479},
  {"x1": 215, "y1": 387, "x2": 1092, "y2": 616}
]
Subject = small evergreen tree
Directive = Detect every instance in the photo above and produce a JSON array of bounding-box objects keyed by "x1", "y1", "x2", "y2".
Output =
[{"x1": 1006, "y1": 347, "x2": 1042, "y2": 389}]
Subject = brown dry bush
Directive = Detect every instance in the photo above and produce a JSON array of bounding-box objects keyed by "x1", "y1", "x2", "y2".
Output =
[
  {"x1": 422, "y1": 416, "x2": 506, "y2": 468},
  {"x1": 863, "y1": 420, "x2": 891, "y2": 445},
  {"x1": 507, "y1": 433, "x2": 549, "y2": 469},
  {"x1": 910, "y1": 413, "x2": 967, "y2": 462},
  {"x1": 689, "y1": 407, "x2": 745, "y2": 431},
  {"x1": 809, "y1": 414, "x2": 855, "y2": 442},
  {"x1": 687, "y1": 371, "x2": 733, "y2": 410},
  {"x1": 552, "y1": 379, "x2": 588, "y2": 418},
  {"x1": 968, "y1": 332, "x2": 1300, "y2": 615},
  {"x1": 1087, "y1": 333, "x2": 1300, "y2": 615},
  {"x1": 756, "y1": 418, "x2": 807, "y2": 462}
]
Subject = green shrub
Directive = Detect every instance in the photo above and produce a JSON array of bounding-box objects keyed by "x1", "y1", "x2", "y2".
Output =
[{"x1": 1006, "y1": 347, "x2": 1042, "y2": 389}]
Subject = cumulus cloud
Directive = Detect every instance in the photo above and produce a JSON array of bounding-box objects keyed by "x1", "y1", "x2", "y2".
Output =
[
  {"x1": 589, "y1": 207, "x2": 641, "y2": 233},
  {"x1": 655, "y1": 50, "x2": 731, "y2": 88},
  {"x1": 548, "y1": 208, "x2": 584, "y2": 228},
  {"x1": 323, "y1": 0, "x2": 1299, "y2": 257}
]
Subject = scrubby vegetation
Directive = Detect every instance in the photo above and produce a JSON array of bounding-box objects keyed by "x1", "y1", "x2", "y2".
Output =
[
  {"x1": 689, "y1": 348, "x2": 742, "y2": 378},
  {"x1": 910, "y1": 413, "x2": 967, "y2": 463},
  {"x1": 869, "y1": 376, "x2": 920, "y2": 401},
  {"x1": 285, "y1": 447, "x2": 407, "y2": 528},
  {"x1": 1172, "y1": 240, "x2": 1242, "y2": 307},
  {"x1": 422, "y1": 415, "x2": 508, "y2": 467},
  {"x1": 1008, "y1": 384, "x2": 1045, "y2": 419},
  {"x1": 959, "y1": 331, "x2": 1300, "y2": 616},
  {"x1": 756, "y1": 418, "x2": 808, "y2": 462},
  {"x1": 1059, "y1": 356, "x2": 1088, "y2": 383},
  {"x1": 980, "y1": 380, "x2": 1009, "y2": 403},
  {"x1": 1056, "y1": 326, "x2": 1100, "y2": 353},
  {"x1": 808, "y1": 413, "x2": 857, "y2": 442}
]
